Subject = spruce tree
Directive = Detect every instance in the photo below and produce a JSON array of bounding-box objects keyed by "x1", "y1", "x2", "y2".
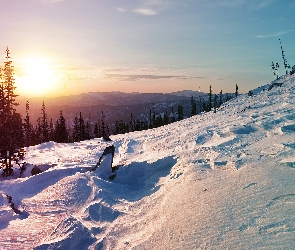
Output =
[
  {"x1": 208, "y1": 85, "x2": 212, "y2": 111},
  {"x1": 85, "y1": 120, "x2": 91, "y2": 140},
  {"x1": 213, "y1": 94, "x2": 218, "y2": 113},
  {"x1": 219, "y1": 90, "x2": 223, "y2": 107},
  {"x1": 163, "y1": 111, "x2": 169, "y2": 125},
  {"x1": 271, "y1": 61, "x2": 280, "y2": 79},
  {"x1": 55, "y1": 110, "x2": 68, "y2": 143},
  {"x1": 0, "y1": 47, "x2": 23, "y2": 176},
  {"x1": 23, "y1": 101, "x2": 33, "y2": 147},
  {"x1": 79, "y1": 112, "x2": 86, "y2": 140},
  {"x1": 36, "y1": 101, "x2": 49, "y2": 143},
  {"x1": 279, "y1": 38, "x2": 291, "y2": 74},
  {"x1": 101, "y1": 111, "x2": 106, "y2": 138},
  {"x1": 177, "y1": 105, "x2": 184, "y2": 121},
  {"x1": 235, "y1": 84, "x2": 239, "y2": 97},
  {"x1": 72, "y1": 115, "x2": 80, "y2": 142},
  {"x1": 191, "y1": 96, "x2": 197, "y2": 116}
]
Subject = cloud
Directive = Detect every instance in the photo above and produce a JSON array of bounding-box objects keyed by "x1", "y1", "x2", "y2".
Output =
[
  {"x1": 116, "y1": 0, "x2": 179, "y2": 16},
  {"x1": 133, "y1": 8, "x2": 158, "y2": 16},
  {"x1": 116, "y1": 7, "x2": 127, "y2": 13},
  {"x1": 256, "y1": 30, "x2": 294, "y2": 38},
  {"x1": 104, "y1": 74, "x2": 204, "y2": 81},
  {"x1": 40, "y1": 0, "x2": 65, "y2": 4}
]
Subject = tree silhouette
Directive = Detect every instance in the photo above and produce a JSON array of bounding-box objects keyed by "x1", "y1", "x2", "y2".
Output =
[
  {"x1": 0, "y1": 47, "x2": 23, "y2": 176},
  {"x1": 54, "y1": 110, "x2": 68, "y2": 143},
  {"x1": 279, "y1": 38, "x2": 291, "y2": 74},
  {"x1": 23, "y1": 101, "x2": 33, "y2": 147},
  {"x1": 36, "y1": 101, "x2": 49, "y2": 143},
  {"x1": 191, "y1": 96, "x2": 197, "y2": 116}
]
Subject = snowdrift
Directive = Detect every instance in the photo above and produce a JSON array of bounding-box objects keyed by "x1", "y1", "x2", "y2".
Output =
[{"x1": 1, "y1": 75, "x2": 295, "y2": 249}]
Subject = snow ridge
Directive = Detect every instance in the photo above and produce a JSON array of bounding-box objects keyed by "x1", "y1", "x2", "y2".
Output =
[{"x1": 1, "y1": 75, "x2": 295, "y2": 249}]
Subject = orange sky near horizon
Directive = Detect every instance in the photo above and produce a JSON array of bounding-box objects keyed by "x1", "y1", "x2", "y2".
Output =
[{"x1": 2, "y1": 0, "x2": 294, "y2": 98}]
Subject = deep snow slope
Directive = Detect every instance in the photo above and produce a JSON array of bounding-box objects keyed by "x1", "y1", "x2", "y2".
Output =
[{"x1": 1, "y1": 75, "x2": 295, "y2": 249}]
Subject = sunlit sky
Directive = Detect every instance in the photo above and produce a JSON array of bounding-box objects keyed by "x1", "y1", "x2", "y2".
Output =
[{"x1": 1, "y1": 0, "x2": 295, "y2": 97}]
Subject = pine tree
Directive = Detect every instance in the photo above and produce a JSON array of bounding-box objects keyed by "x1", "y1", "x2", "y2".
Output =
[
  {"x1": 213, "y1": 94, "x2": 218, "y2": 113},
  {"x1": 219, "y1": 90, "x2": 223, "y2": 107},
  {"x1": 0, "y1": 47, "x2": 23, "y2": 176},
  {"x1": 85, "y1": 120, "x2": 91, "y2": 140},
  {"x1": 191, "y1": 96, "x2": 197, "y2": 116},
  {"x1": 94, "y1": 122, "x2": 99, "y2": 138},
  {"x1": 271, "y1": 61, "x2": 280, "y2": 79},
  {"x1": 208, "y1": 85, "x2": 212, "y2": 111},
  {"x1": 152, "y1": 104, "x2": 156, "y2": 127},
  {"x1": 235, "y1": 84, "x2": 239, "y2": 97},
  {"x1": 177, "y1": 105, "x2": 184, "y2": 121},
  {"x1": 163, "y1": 111, "x2": 169, "y2": 125},
  {"x1": 55, "y1": 110, "x2": 68, "y2": 143},
  {"x1": 279, "y1": 38, "x2": 291, "y2": 74},
  {"x1": 72, "y1": 115, "x2": 80, "y2": 142},
  {"x1": 23, "y1": 101, "x2": 33, "y2": 147},
  {"x1": 101, "y1": 111, "x2": 106, "y2": 138},
  {"x1": 36, "y1": 101, "x2": 49, "y2": 143},
  {"x1": 130, "y1": 113, "x2": 135, "y2": 132},
  {"x1": 170, "y1": 107, "x2": 176, "y2": 123},
  {"x1": 79, "y1": 112, "x2": 86, "y2": 140},
  {"x1": 49, "y1": 119, "x2": 54, "y2": 141}
]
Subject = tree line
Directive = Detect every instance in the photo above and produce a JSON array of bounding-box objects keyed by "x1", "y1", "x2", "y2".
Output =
[{"x1": 0, "y1": 47, "x2": 237, "y2": 177}]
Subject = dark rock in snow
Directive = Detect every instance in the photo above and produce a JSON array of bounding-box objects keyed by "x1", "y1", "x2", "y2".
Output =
[{"x1": 31, "y1": 166, "x2": 42, "y2": 176}]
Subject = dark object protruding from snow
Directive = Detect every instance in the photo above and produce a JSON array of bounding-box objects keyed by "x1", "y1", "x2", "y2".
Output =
[
  {"x1": 103, "y1": 135, "x2": 112, "y2": 141},
  {"x1": 92, "y1": 145, "x2": 115, "y2": 172},
  {"x1": 6, "y1": 195, "x2": 21, "y2": 214},
  {"x1": 31, "y1": 166, "x2": 42, "y2": 176}
]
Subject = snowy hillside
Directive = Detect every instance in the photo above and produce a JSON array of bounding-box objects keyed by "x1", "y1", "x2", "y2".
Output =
[{"x1": 1, "y1": 75, "x2": 295, "y2": 249}]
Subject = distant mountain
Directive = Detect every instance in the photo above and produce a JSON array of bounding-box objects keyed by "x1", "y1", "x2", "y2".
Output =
[
  {"x1": 16, "y1": 91, "x2": 208, "y2": 127},
  {"x1": 17, "y1": 90, "x2": 205, "y2": 109}
]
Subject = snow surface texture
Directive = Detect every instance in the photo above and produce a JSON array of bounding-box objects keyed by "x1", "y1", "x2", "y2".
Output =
[{"x1": 1, "y1": 75, "x2": 295, "y2": 249}]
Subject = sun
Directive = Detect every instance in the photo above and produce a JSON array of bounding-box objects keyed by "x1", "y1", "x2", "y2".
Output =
[{"x1": 16, "y1": 56, "x2": 60, "y2": 97}]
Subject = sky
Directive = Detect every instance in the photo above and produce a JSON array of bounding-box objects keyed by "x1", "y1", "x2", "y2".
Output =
[{"x1": 0, "y1": 0, "x2": 294, "y2": 97}]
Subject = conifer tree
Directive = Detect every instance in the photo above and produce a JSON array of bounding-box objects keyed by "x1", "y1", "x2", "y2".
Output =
[
  {"x1": 72, "y1": 112, "x2": 86, "y2": 141},
  {"x1": 79, "y1": 112, "x2": 86, "y2": 140},
  {"x1": 101, "y1": 111, "x2": 106, "y2": 138},
  {"x1": 36, "y1": 101, "x2": 49, "y2": 143},
  {"x1": 130, "y1": 113, "x2": 135, "y2": 132},
  {"x1": 55, "y1": 110, "x2": 68, "y2": 143},
  {"x1": 213, "y1": 94, "x2": 218, "y2": 113},
  {"x1": 72, "y1": 115, "x2": 80, "y2": 142},
  {"x1": 163, "y1": 111, "x2": 169, "y2": 125},
  {"x1": 271, "y1": 61, "x2": 280, "y2": 79},
  {"x1": 23, "y1": 101, "x2": 33, "y2": 147},
  {"x1": 235, "y1": 84, "x2": 239, "y2": 97},
  {"x1": 152, "y1": 105, "x2": 156, "y2": 127},
  {"x1": 149, "y1": 109, "x2": 153, "y2": 128},
  {"x1": 219, "y1": 90, "x2": 223, "y2": 107},
  {"x1": 170, "y1": 107, "x2": 176, "y2": 123},
  {"x1": 177, "y1": 105, "x2": 184, "y2": 121},
  {"x1": 191, "y1": 96, "x2": 197, "y2": 116},
  {"x1": 0, "y1": 47, "x2": 23, "y2": 176},
  {"x1": 85, "y1": 120, "x2": 91, "y2": 140},
  {"x1": 49, "y1": 119, "x2": 55, "y2": 141},
  {"x1": 208, "y1": 85, "x2": 212, "y2": 111},
  {"x1": 279, "y1": 38, "x2": 291, "y2": 74}
]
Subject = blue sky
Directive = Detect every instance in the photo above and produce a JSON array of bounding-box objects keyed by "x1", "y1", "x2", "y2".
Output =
[{"x1": 1, "y1": 0, "x2": 294, "y2": 97}]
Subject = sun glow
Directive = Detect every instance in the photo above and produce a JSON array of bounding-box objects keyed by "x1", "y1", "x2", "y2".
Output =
[{"x1": 16, "y1": 56, "x2": 60, "y2": 97}]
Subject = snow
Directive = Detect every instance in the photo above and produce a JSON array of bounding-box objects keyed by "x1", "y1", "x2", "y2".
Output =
[{"x1": 1, "y1": 75, "x2": 295, "y2": 249}]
